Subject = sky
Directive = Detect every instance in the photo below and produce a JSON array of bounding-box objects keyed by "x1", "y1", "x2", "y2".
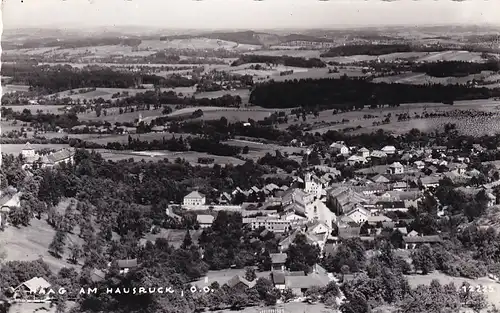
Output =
[{"x1": 2, "y1": 0, "x2": 500, "y2": 30}]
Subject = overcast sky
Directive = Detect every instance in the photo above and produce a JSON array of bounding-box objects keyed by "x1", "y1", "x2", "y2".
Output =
[{"x1": 2, "y1": 0, "x2": 500, "y2": 30}]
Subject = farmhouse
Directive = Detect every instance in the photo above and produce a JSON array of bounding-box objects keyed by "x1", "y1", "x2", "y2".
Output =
[
  {"x1": 387, "y1": 162, "x2": 404, "y2": 175},
  {"x1": 197, "y1": 214, "x2": 215, "y2": 228},
  {"x1": 226, "y1": 275, "x2": 256, "y2": 290},
  {"x1": 116, "y1": 259, "x2": 138, "y2": 274},
  {"x1": 183, "y1": 191, "x2": 206, "y2": 207},
  {"x1": 403, "y1": 235, "x2": 443, "y2": 249},
  {"x1": 381, "y1": 145, "x2": 396, "y2": 155},
  {"x1": 270, "y1": 253, "x2": 287, "y2": 271},
  {"x1": 12, "y1": 277, "x2": 52, "y2": 300},
  {"x1": 330, "y1": 142, "x2": 350, "y2": 156},
  {"x1": 357, "y1": 147, "x2": 370, "y2": 158},
  {"x1": 21, "y1": 143, "x2": 75, "y2": 170}
]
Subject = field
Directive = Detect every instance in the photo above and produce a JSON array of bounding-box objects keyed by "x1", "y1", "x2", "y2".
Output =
[
  {"x1": 96, "y1": 149, "x2": 246, "y2": 166},
  {"x1": 0, "y1": 218, "x2": 83, "y2": 273},
  {"x1": 374, "y1": 71, "x2": 499, "y2": 86},
  {"x1": 166, "y1": 106, "x2": 280, "y2": 119},
  {"x1": 139, "y1": 39, "x2": 261, "y2": 51},
  {"x1": 223, "y1": 139, "x2": 304, "y2": 162},
  {"x1": 406, "y1": 272, "x2": 500, "y2": 307},
  {"x1": 324, "y1": 50, "x2": 489, "y2": 64},
  {"x1": 1, "y1": 84, "x2": 31, "y2": 95},
  {"x1": 244, "y1": 49, "x2": 321, "y2": 58},
  {"x1": 48, "y1": 86, "x2": 197, "y2": 102},
  {"x1": 283, "y1": 99, "x2": 500, "y2": 136},
  {"x1": 3, "y1": 104, "x2": 66, "y2": 114},
  {"x1": 142, "y1": 228, "x2": 204, "y2": 248}
]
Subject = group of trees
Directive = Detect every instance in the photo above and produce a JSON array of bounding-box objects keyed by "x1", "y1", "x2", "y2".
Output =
[
  {"x1": 414, "y1": 60, "x2": 500, "y2": 77},
  {"x1": 231, "y1": 55, "x2": 326, "y2": 68},
  {"x1": 319, "y1": 44, "x2": 447, "y2": 57}
]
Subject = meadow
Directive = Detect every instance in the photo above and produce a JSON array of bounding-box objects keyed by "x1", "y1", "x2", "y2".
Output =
[{"x1": 0, "y1": 218, "x2": 83, "y2": 273}]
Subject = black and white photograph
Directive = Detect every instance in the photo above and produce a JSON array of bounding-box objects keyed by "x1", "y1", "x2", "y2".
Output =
[{"x1": 1, "y1": 0, "x2": 500, "y2": 312}]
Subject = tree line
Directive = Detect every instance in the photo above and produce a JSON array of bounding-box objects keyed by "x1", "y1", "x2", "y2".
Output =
[{"x1": 231, "y1": 55, "x2": 326, "y2": 68}]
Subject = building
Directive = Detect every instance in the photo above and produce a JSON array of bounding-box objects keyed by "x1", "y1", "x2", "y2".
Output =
[
  {"x1": 183, "y1": 191, "x2": 206, "y2": 206},
  {"x1": 358, "y1": 147, "x2": 370, "y2": 158},
  {"x1": 270, "y1": 253, "x2": 287, "y2": 271},
  {"x1": 388, "y1": 162, "x2": 404, "y2": 175},
  {"x1": 226, "y1": 275, "x2": 256, "y2": 290},
  {"x1": 330, "y1": 142, "x2": 350, "y2": 156},
  {"x1": 304, "y1": 173, "x2": 324, "y2": 200},
  {"x1": 327, "y1": 187, "x2": 367, "y2": 214},
  {"x1": 13, "y1": 277, "x2": 52, "y2": 301},
  {"x1": 197, "y1": 214, "x2": 215, "y2": 228},
  {"x1": 116, "y1": 259, "x2": 138, "y2": 274},
  {"x1": 381, "y1": 145, "x2": 396, "y2": 155},
  {"x1": 242, "y1": 216, "x2": 292, "y2": 233},
  {"x1": 21, "y1": 143, "x2": 75, "y2": 170},
  {"x1": 403, "y1": 235, "x2": 443, "y2": 249},
  {"x1": 344, "y1": 206, "x2": 370, "y2": 224}
]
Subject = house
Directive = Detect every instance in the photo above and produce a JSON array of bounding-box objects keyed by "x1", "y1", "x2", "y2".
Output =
[
  {"x1": 116, "y1": 259, "x2": 138, "y2": 274},
  {"x1": 90, "y1": 269, "x2": 106, "y2": 283},
  {"x1": 392, "y1": 181, "x2": 408, "y2": 191},
  {"x1": 366, "y1": 215, "x2": 393, "y2": 225},
  {"x1": 381, "y1": 145, "x2": 396, "y2": 155},
  {"x1": 376, "y1": 201, "x2": 407, "y2": 212},
  {"x1": 327, "y1": 187, "x2": 367, "y2": 214},
  {"x1": 21, "y1": 143, "x2": 76, "y2": 169},
  {"x1": 347, "y1": 155, "x2": 367, "y2": 166},
  {"x1": 218, "y1": 192, "x2": 232, "y2": 204},
  {"x1": 197, "y1": 214, "x2": 215, "y2": 228},
  {"x1": 242, "y1": 216, "x2": 291, "y2": 233},
  {"x1": 183, "y1": 191, "x2": 206, "y2": 206},
  {"x1": 403, "y1": 235, "x2": 443, "y2": 249},
  {"x1": 419, "y1": 176, "x2": 441, "y2": 189},
  {"x1": 226, "y1": 275, "x2": 256, "y2": 290},
  {"x1": 285, "y1": 269, "x2": 330, "y2": 297},
  {"x1": 358, "y1": 147, "x2": 370, "y2": 158},
  {"x1": 388, "y1": 162, "x2": 404, "y2": 175},
  {"x1": 13, "y1": 277, "x2": 52, "y2": 300},
  {"x1": 270, "y1": 253, "x2": 287, "y2": 271},
  {"x1": 344, "y1": 206, "x2": 370, "y2": 224},
  {"x1": 270, "y1": 271, "x2": 286, "y2": 290},
  {"x1": 487, "y1": 192, "x2": 496, "y2": 207},
  {"x1": 370, "y1": 150, "x2": 387, "y2": 159},
  {"x1": 330, "y1": 142, "x2": 350, "y2": 156},
  {"x1": 278, "y1": 229, "x2": 324, "y2": 252},
  {"x1": 371, "y1": 174, "x2": 390, "y2": 184},
  {"x1": 414, "y1": 161, "x2": 425, "y2": 169},
  {"x1": 304, "y1": 173, "x2": 324, "y2": 200}
]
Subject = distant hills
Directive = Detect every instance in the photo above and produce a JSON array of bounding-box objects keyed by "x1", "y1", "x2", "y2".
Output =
[{"x1": 159, "y1": 30, "x2": 333, "y2": 46}]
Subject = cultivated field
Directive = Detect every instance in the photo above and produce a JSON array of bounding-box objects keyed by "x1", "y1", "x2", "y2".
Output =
[
  {"x1": 244, "y1": 49, "x2": 321, "y2": 58},
  {"x1": 1, "y1": 84, "x2": 31, "y2": 95},
  {"x1": 3, "y1": 104, "x2": 66, "y2": 114},
  {"x1": 166, "y1": 106, "x2": 280, "y2": 119},
  {"x1": 323, "y1": 50, "x2": 490, "y2": 64},
  {"x1": 0, "y1": 218, "x2": 83, "y2": 273},
  {"x1": 224, "y1": 139, "x2": 304, "y2": 162},
  {"x1": 139, "y1": 39, "x2": 261, "y2": 51},
  {"x1": 48, "y1": 86, "x2": 197, "y2": 102},
  {"x1": 374, "y1": 71, "x2": 499, "y2": 86}
]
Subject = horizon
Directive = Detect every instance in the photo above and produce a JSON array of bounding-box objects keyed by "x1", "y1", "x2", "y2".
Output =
[{"x1": 2, "y1": 0, "x2": 500, "y2": 31}]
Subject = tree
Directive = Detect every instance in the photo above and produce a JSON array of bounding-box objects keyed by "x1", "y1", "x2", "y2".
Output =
[
  {"x1": 69, "y1": 243, "x2": 82, "y2": 264},
  {"x1": 181, "y1": 230, "x2": 193, "y2": 249},
  {"x1": 411, "y1": 244, "x2": 436, "y2": 274},
  {"x1": 244, "y1": 267, "x2": 257, "y2": 282},
  {"x1": 49, "y1": 231, "x2": 67, "y2": 258},
  {"x1": 285, "y1": 233, "x2": 320, "y2": 273}
]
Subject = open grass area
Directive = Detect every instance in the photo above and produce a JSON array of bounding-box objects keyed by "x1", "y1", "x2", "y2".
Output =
[
  {"x1": 142, "y1": 228, "x2": 204, "y2": 249},
  {"x1": 244, "y1": 49, "x2": 321, "y2": 58},
  {"x1": 3, "y1": 104, "x2": 66, "y2": 114},
  {"x1": 1, "y1": 218, "x2": 83, "y2": 273}
]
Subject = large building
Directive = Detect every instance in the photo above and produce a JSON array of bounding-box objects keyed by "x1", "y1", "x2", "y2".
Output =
[
  {"x1": 183, "y1": 191, "x2": 206, "y2": 207},
  {"x1": 21, "y1": 143, "x2": 75, "y2": 170}
]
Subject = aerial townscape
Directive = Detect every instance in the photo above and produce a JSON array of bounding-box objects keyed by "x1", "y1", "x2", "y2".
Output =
[{"x1": 2, "y1": 2, "x2": 500, "y2": 313}]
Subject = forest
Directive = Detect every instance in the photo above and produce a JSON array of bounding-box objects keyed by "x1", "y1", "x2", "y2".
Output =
[
  {"x1": 231, "y1": 55, "x2": 326, "y2": 68},
  {"x1": 249, "y1": 77, "x2": 500, "y2": 109},
  {"x1": 413, "y1": 60, "x2": 500, "y2": 77},
  {"x1": 319, "y1": 44, "x2": 447, "y2": 57}
]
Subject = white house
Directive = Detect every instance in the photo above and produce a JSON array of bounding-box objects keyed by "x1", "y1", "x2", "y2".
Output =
[
  {"x1": 388, "y1": 162, "x2": 404, "y2": 175},
  {"x1": 344, "y1": 206, "x2": 370, "y2": 224},
  {"x1": 413, "y1": 161, "x2": 425, "y2": 169},
  {"x1": 330, "y1": 142, "x2": 350, "y2": 156},
  {"x1": 21, "y1": 143, "x2": 75, "y2": 170},
  {"x1": 304, "y1": 173, "x2": 324, "y2": 200},
  {"x1": 347, "y1": 155, "x2": 367, "y2": 166},
  {"x1": 183, "y1": 191, "x2": 206, "y2": 206},
  {"x1": 358, "y1": 147, "x2": 370, "y2": 158},
  {"x1": 381, "y1": 145, "x2": 396, "y2": 155},
  {"x1": 370, "y1": 150, "x2": 388, "y2": 159},
  {"x1": 197, "y1": 214, "x2": 215, "y2": 228}
]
